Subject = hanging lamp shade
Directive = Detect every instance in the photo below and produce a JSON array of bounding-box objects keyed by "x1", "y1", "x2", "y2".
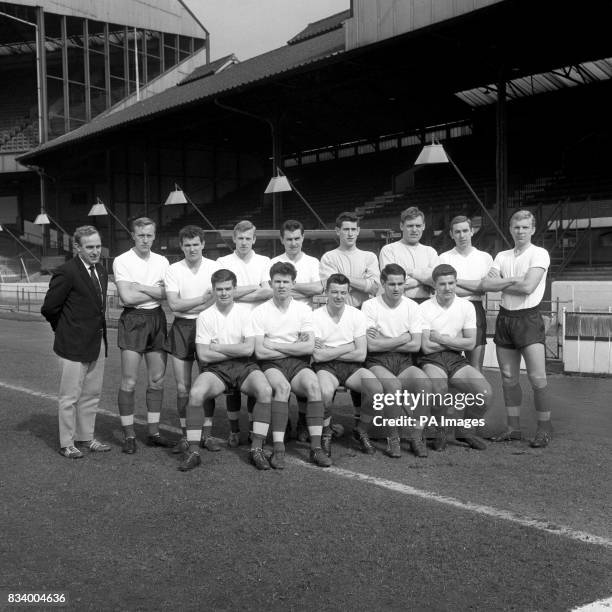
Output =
[
  {"x1": 414, "y1": 142, "x2": 450, "y2": 165},
  {"x1": 264, "y1": 175, "x2": 292, "y2": 194}
]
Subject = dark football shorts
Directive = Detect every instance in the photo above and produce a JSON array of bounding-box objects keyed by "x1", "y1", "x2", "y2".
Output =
[
  {"x1": 419, "y1": 350, "x2": 470, "y2": 378},
  {"x1": 366, "y1": 351, "x2": 415, "y2": 376},
  {"x1": 118, "y1": 307, "x2": 167, "y2": 353},
  {"x1": 313, "y1": 360, "x2": 363, "y2": 386},
  {"x1": 494, "y1": 305, "x2": 545, "y2": 350},
  {"x1": 199, "y1": 358, "x2": 260, "y2": 392},
  {"x1": 164, "y1": 317, "x2": 196, "y2": 360},
  {"x1": 471, "y1": 300, "x2": 487, "y2": 348},
  {"x1": 259, "y1": 356, "x2": 311, "y2": 382}
]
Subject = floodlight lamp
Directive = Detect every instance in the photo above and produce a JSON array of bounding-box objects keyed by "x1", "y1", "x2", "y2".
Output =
[
  {"x1": 414, "y1": 142, "x2": 450, "y2": 165},
  {"x1": 88, "y1": 198, "x2": 108, "y2": 216},
  {"x1": 34, "y1": 212, "x2": 50, "y2": 225},
  {"x1": 164, "y1": 184, "x2": 188, "y2": 205},
  {"x1": 264, "y1": 175, "x2": 292, "y2": 194}
]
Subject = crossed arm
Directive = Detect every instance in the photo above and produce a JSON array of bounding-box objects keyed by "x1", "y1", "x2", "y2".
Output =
[
  {"x1": 166, "y1": 289, "x2": 215, "y2": 315},
  {"x1": 480, "y1": 267, "x2": 546, "y2": 295},
  {"x1": 366, "y1": 328, "x2": 422, "y2": 353},
  {"x1": 291, "y1": 280, "x2": 324, "y2": 300},
  {"x1": 254, "y1": 331, "x2": 315, "y2": 360},
  {"x1": 313, "y1": 334, "x2": 367, "y2": 363},
  {"x1": 116, "y1": 280, "x2": 166, "y2": 307},
  {"x1": 196, "y1": 336, "x2": 255, "y2": 365},
  {"x1": 234, "y1": 283, "x2": 273, "y2": 304},
  {"x1": 421, "y1": 328, "x2": 476, "y2": 354}
]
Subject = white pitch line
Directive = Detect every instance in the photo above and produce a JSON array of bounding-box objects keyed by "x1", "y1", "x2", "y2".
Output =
[
  {"x1": 3, "y1": 379, "x2": 612, "y2": 551},
  {"x1": 572, "y1": 596, "x2": 612, "y2": 611}
]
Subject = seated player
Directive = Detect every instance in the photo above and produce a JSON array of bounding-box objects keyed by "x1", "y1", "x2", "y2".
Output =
[
  {"x1": 362, "y1": 264, "x2": 432, "y2": 458},
  {"x1": 179, "y1": 269, "x2": 274, "y2": 471},
  {"x1": 253, "y1": 261, "x2": 330, "y2": 468},
  {"x1": 419, "y1": 264, "x2": 492, "y2": 451},
  {"x1": 312, "y1": 274, "x2": 384, "y2": 459}
]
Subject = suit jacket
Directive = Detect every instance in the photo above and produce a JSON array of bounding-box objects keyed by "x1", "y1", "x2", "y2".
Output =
[{"x1": 41, "y1": 257, "x2": 108, "y2": 362}]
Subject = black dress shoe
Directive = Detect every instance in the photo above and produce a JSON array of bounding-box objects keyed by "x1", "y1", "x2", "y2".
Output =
[
  {"x1": 122, "y1": 437, "x2": 137, "y2": 454},
  {"x1": 146, "y1": 434, "x2": 172, "y2": 448}
]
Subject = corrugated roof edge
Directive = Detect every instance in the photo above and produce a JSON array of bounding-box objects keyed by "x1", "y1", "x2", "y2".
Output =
[
  {"x1": 287, "y1": 9, "x2": 351, "y2": 45},
  {"x1": 18, "y1": 28, "x2": 345, "y2": 163},
  {"x1": 178, "y1": 54, "x2": 239, "y2": 86}
]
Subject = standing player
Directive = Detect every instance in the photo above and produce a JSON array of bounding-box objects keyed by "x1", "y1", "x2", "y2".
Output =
[
  {"x1": 270, "y1": 219, "x2": 323, "y2": 441},
  {"x1": 419, "y1": 264, "x2": 492, "y2": 451},
  {"x1": 312, "y1": 274, "x2": 384, "y2": 458},
  {"x1": 179, "y1": 269, "x2": 274, "y2": 471},
  {"x1": 113, "y1": 217, "x2": 170, "y2": 454},
  {"x1": 253, "y1": 262, "x2": 330, "y2": 468},
  {"x1": 439, "y1": 216, "x2": 494, "y2": 371},
  {"x1": 164, "y1": 226, "x2": 218, "y2": 454},
  {"x1": 362, "y1": 264, "x2": 431, "y2": 458},
  {"x1": 379, "y1": 206, "x2": 438, "y2": 303},
  {"x1": 217, "y1": 220, "x2": 272, "y2": 445},
  {"x1": 482, "y1": 210, "x2": 553, "y2": 448},
  {"x1": 41, "y1": 225, "x2": 110, "y2": 458},
  {"x1": 270, "y1": 219, "x2": 323, "y2": 306},
  {"x1": 319, "y1": 212, "x2": 380, "y2": 308}
]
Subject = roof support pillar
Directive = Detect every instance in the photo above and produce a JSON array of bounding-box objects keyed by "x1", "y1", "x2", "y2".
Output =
[
  {"x1": 271, "y1": 116, "x2": 282, "y2": 238},
  {"x1": 495, "y1": 74, "x2": 508, "y2": 251}
]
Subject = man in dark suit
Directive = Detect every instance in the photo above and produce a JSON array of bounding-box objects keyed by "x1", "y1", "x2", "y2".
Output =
[{"x1": 42, "y1": 225, "x2": 110, "y2": 458}]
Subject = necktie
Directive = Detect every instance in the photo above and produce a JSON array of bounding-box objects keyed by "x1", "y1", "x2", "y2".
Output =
[{"x1": 89, "y1": 265, "x2": 103, "y2": 305}]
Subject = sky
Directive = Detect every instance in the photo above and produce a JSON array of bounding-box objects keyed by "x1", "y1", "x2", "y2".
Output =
[{"x1": 184, "y1": 0, "x2": 349, "y2": 61}]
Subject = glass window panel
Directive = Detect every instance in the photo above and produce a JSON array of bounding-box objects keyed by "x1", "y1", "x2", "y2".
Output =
[
  {"x1": 44, "y1": 13, "x2": 62, "y2": 38},
  {"x1": 163, "y1": 45, "x2": 177, "y2": 70},
  {"x1": 67, "y1": 47, "x2": 85, "y2": 84},
  {"x1": 110, "y1": 76, "x2": 126, "y2": 105},
  {"x1": 66, "y1": 16, "x2": 84, "y2": 47},
  {"x1": 163, "y1": 33, "x2": 177, "y2": 49},
  {"x1": 128, "y1": 53, "x2": 145, "y2": 85},
  {"x1": 89, "y1": 49, "x2": 106, "y2": 88},
  {"x1": 146, "y1": 55, "x2": 161, "y2": 81},
  {"x1": 46, "y1": 76, "x2": 65, "y2": 138},
  {"x1": 90, "y1": 86, "x2": 107, "y2": 117},
  {"x1": 68, "y1": 82, "x2": 86, "y2": 121},
  {"x1": 179, "y1": 36, "x2": 191, "y2": 53},
  {"x1": 109, "y1": 44, "x2": 125, "y2": 79},
  {"x1": 193, "y1": 38, "x2": 205, "y2": 51},
  {"x1": 108, "y1": 23, "x2": 125, "y2": 46},
  {"x1": 145, "y1": 31, "x2": 161, "y2": 57},
  {"x1": 87, "y1": 20, "x2": 106, "y2": 53},
  {"x1": 69, "y1": 117, "x2": 86, "y2": 131},
  {"x1": 45, "y1": 46, "x2": 63, "y2": 79}
]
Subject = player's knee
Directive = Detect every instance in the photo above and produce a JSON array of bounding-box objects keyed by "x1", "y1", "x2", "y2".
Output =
[
  {"x1": 303, "y1": 380, "x2": 321, "y2": 401},
  {"x1": 255, "y1": 384, "x2": 272, "y2": 403},
  {"x1": 273, "y1": 381, "x2": 291, "y2": 400},
  {"x1": 176, "y1": 382, "x2": 190, "y2": 396},
  {"x1": 148, "y1": 374, "x2": 165, "y2": 389},
  {"x1": 121, "y1": 378, "x2": 137, "y2": 392},
  {"x1": 528, "y1": 374, "x2": 547, "y2": 390}
]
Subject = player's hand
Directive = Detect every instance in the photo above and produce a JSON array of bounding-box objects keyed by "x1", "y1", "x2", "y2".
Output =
[
  {"x1": 210, "y1": 338, "x2": 218, "y2": 345},
  {"x1": 297, "y1": 332, "x2": 309, "y2": 342},
  {"x1": 314, "y1": 338, "x2": 324, "y2": 349},
  {"x1": 367, "y1": 327, "x2": 379, "y2": 339}
]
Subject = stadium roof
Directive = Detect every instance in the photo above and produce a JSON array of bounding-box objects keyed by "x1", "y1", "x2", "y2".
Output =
[
  {"x1": 18, "y1": 0, "x2": 612, "y2": 167},
  {"x1": 287, "y1": 9, "x2": 351, "y2": 45},
  {"x1": 178, "y1": 54, "x2": 239, "y2": 85},
  {"x1": 18, "y1": 27, "x2": 345, "y2": 162}
]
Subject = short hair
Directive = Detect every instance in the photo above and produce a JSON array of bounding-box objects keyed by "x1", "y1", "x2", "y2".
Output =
[
  {"x1": 380, "y1": 263, "x2": 406, "y2": 283},
  {"x1": 432, "y1": 264, "x2": 457, "y2": 282},
  {"x1": 280, "y1": 219, "x2": 304, "y2": 236},
  {"x1": 233, "y1": 220, "x2": 255, "y2": 236},
  {"x1": 449, "y1": 215, "x2": 472, "y2": 230},
  {"x1": 510, "y1": 210, "x2": 536, "y2": 228},
  {"x1": 211, "y1": 268, "x2": 237, "y2": 287},
  {"x1": 131, "y1": 216, "x2": 156, "y2": 232},
  {"x1": 73, "y1": 225, "x2": 100, "y2": 246},
  {"x1": 335, "y1": 212, "x2": 360, "y2": 228},
  {"x1": 270, "y1": 261, "x2": 297, "y2": 281},
  {"x1": 179, "y1": 225, "x2": 205, "y2": 244},
  {"x1": 400, "y1": 207, "x2": 425, "y2": 223},
  {"x1": 326, "y1": 273, "x2": 350, "y2": 290}
]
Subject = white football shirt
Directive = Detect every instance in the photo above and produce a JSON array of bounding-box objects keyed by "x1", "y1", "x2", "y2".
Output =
[
  {"x1": 491, "y1": 244, "x2": 550, "y2": 310},
  {"x1": 312, "y1": 304, "x2": 367, "y2": 347},
  {"x1": 113, "y1": 249, "x2": 169, "y2": 309},
  {"x1": 196, "y1": 303, "x2": 253, "y2": 345},
  {"x1": 252, "y1": 298, "x2": 313, "y2": 345},
  {"x1": 361, "y1": 295, "x2": 424, "y2": 337},
  {"x1": 419, "y1": 295, "x2": 476, "y2": 338},
  {"x1": 165, "y1": 257, "x2": 219, "y2": 319},
  {"x1": 439, "y1": 247, "x2": 493, "y2": 302}
]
